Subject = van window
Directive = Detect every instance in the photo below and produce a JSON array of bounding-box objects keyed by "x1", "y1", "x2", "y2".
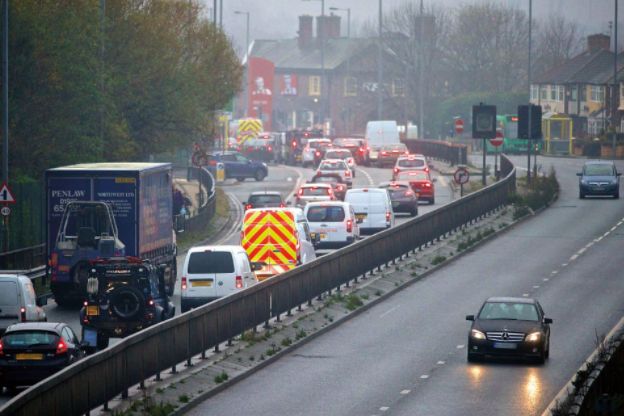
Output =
[
  {"x1": 307, "y1": 206, "x2": 345, "y2": 222},
  {"x1": 0, "y1": 281, "x2": 18, "y2": 305},
  {"x1": 302, "y1": 187, "x2": 331, "y2": 196},
  {"x1": 188, "y1": 251, "x2": 234, "y2": 274}
]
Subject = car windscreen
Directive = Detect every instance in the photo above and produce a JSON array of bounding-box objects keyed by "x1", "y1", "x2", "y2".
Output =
[
  {"x1": 2, "y1": 331, "x2": 60, "y2": 348},
  {"x1": 249, "y1": 194, "x2": 282, "y2": 204},
  {"x1": 306, "y1": 206, "x2": 346, "y2": 222},
  {"x1": 188, "y1": 251, "x2": 235, "y2": 274},
  {"x1": 584, "y1": 164, "x2": 614, "y2": 176},
  {"x1": 478, "y1": 302, "x2": 539, "y2": 321},
  {"x1": 398, "y1": 159, "x2": 425, "y2": 168},
  {"x1": 383, "y1": 144, "x2": 407, "y2": 151},
  {"x1": 0, "y1": 281, "x2": 18, "y2": 306},
  {"x1": 309, "y1": 141, "x2": 328, "y2": 149},
  {"x1": 319, "y1": 161, "x2": 346, "y2": 170},
  {"x1": 302, "y1": 187, "x2": 331, "y2": 196},
  {"x1": 388, "y1": 189, "x2": 414, "y2": 198}
]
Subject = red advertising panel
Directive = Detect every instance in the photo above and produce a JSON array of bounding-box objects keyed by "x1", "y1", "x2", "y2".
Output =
[
  {"x1": 248, "y1": 57, "x2": 275, "y2": 130},
  {"x1": 279, "y1": 74, "x2": 298, "y2": 96}
]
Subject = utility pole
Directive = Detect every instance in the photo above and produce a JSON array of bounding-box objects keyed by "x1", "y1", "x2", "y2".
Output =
[
  {"x1": 418, "y1": 0, "x2": 424, "y2": 138},
  {"x1": 377, "y1": 0, "x2": 383, "y2": 119},
  {"x1": 2, "y1": 0, "x2": 8, "y2": 184},
  {"x1": 613, "y1": 0, "x2": 619, "y2": 159},
  {"x1": 329, "y1": 6, "x2": 350, "y2": 133},
  {"x1": 219, "y1": 0, "x2": 223, "y2": 28}
]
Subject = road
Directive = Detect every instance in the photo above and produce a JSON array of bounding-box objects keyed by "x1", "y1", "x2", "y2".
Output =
[
  {"x1": 0, "y1": 160, "x2": 454, "y2": 404},
  {"x1": 186, "y1": 155, "x2": 624, "y2": 416}
]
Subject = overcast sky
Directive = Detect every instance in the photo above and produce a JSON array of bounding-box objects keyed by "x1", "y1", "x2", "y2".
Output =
[{"x1": 202, "y1": 0, "x2": 616, "y2": 55}]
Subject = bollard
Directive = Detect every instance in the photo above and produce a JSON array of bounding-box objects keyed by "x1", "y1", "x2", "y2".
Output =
[
  {"x1": 155, "y1": 372, "x2": 161, "y2": 381},
  {"x1": 122, "y1": 389, "x2": 128, "y2": 399},
  {"x1": 171, "y1": 365, "x2": 177, "y2": 374},
  {"x1": 227, "y1": 339, "x2": 233, "y2": 347},
  {"x1": 214, "y1": 343, "x2": 220, "y2": 353}
]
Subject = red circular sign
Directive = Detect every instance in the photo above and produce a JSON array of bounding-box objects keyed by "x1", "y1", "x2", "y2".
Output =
[
  {"x1": 489, "y1": 130, "x2": 504, "y2": 147},
  {"x1": 454, "y1": 118, "x2": 464, "y2": 134}
]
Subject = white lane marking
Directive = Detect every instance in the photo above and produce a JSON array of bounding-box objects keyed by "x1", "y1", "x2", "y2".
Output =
[
  {"x1": 456, "y1": 344, "x2": 464, "y2": 349},
  {"x1": 551, "y1": 271, "x2": 558, "y2": 275},
  {"x1": 400, "y1": 390, "x2": 411, "y2": 395},
  {"x1": 569, "y1": 254, "x2": 578, "y2": 261},
  {"x1": 437, "y1": 175, "x2": 448, "y2": 187},
  {"x1": 533, "y1": 285, "x2": 540, "y2": 289},
  {"x1": 522, "y1": 293, "x2": 529, "y2": 297},
  {"x1": 437, "y1": 361, "x2": 445, "y2": 365},
  {"x1": 283, "y1": 166, "x2": 303, "y2": 203},
  {"x1": 380, "y1": 305, "x2": 401, "y2": 318},
  {"x1": 420, "y1": 375, "x2": 429, "y2": 379},
  {"x1": 357, "y1": 167, "x2": 375, "y2": 186},
  {"x1": 577, "y1": 247, "x2": 587, "y2": 255},
  {"x1": 611, "y1": 225, "x2": 618, "y2": 232},
  {"x1": 561, "y1": 263, "x2": 568, "y2": 267},
  {"x1": 380, "y1": 407, "x2": 390, "y2": 412},
  {"x1": 214, "y1": 192, "x2": 243, "y2": 245},
  {"x1": 543, "y1": 278, "x2": 549, "y2": 282}
]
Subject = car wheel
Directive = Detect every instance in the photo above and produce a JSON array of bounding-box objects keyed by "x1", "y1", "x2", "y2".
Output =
[
  {"x1": 579, "y1": 190, "x2": 585, "y2": 199},
  {"x1": 255, "y1": 169, "x2": 266, "y2": 181},
  {"x1": 429, "y1": 198, "x2": 435, "y2": 205},
  {"x1": 614, "y1": 190, "x2": 620, "y2": 199},
  {"x1": 96, "y1": 332, "x2": 109, "y2": 350},
  {"x1": 410, "y1": 208, "x2": 418, "y2": 217},
  {"x1": 467, "y1": 351, "x2": 480, "y2": 363},
  {"x1": 545, "y1": 337, "x2": 550, "y2": 359}
]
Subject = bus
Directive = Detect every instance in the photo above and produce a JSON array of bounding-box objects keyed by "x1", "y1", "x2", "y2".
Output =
[{"x1": 486, "y1": 114, "x2": 542, "y2": 154}]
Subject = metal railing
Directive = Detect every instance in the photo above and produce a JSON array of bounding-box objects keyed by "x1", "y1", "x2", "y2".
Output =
[
  {"x1": 403, "y1": 139, "x2": 468, "y2": 166},
  {"x1": 173, "y1": 166, "x2": 217, "y2": 234},
  {"x1": 0, "y1": 243, "x2": 46, "y2": 270},
  {"x1": 1, "y1": 155, "x2": 516, "y2": 416}
]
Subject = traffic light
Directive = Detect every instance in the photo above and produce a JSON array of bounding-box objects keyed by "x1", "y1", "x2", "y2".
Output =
[
  {"x1": 517, "y1": 104, "x2": 542, "y2": 139},
  {"x1": 471, "y1": 104, "x2": 497, "y2": 139}
]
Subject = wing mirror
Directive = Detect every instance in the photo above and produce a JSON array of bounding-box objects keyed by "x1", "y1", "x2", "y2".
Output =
[
  {"x1": 544, "y1": 317, "x2": 553, "y2": 324},
  {"x1": 250, "y1": 261, "x2": 265, "y2": 271},
  {"x1": 432, "y1": 177, "x2": 437, "y2": 183},
  {"x1": 465, "y1": 314, "x2": 475, "y2": 321},
  {"x1": 576, "y1": 172, "x2": 582, "y2": 176}
]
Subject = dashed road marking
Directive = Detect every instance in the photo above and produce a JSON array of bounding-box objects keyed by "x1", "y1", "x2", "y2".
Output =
[
  {"x1": 420, "y1": 374, "x2": 430, "y2": 379},
  {"x1": 543, "y1": 278, "x2": 549, "y2": 282},
  {"x1": 380, "y1": 305, "x2": 400, "y2": 318},
  {"x1": 533, "y1": 285, "x2": 540, "y2": 289},
  {"x1": 437, "y1": 360, "x2": 445, "y2": 365},
  {"x1": 561, "y1": 263, "x2": 568, "y2": 267},
  {"x1": 437, "y1": 175, "x2": 448, "y2": 187},
  {"x1": 380, "y1": 407, "x2": 390, "y2": 412},
  {"x1": 551, "y1": 271, "x2": 558, "y2": 275},
  {"x1": 357, "y1": 167, "x2": 375, "y2": 186},
  {"x1": 522, "y1": 293, "x2": 529, "y2": 297},
  {"x1": 456, "y1": 344, "x2": 464, "y2": 349},
  {"x1": 400, "y1": 389, "x2": 411, "y2": 395},
  {"x1": 569, "y1": 254, "x2": 578, "y2": 261}
]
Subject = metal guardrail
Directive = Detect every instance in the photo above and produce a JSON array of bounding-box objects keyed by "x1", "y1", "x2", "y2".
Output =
[
  {"x1": 0, "y1": 155, "x2": 516, "y2": 416},
  {"x1": 404, "y1": 139, "x2": 468, "y2": 166},
  {"x1": 174, "y1": 167, "x2": 217, "y2": 234},
  {"x1": 0, "y1": 244, "x2": 46, "y2": 271}
]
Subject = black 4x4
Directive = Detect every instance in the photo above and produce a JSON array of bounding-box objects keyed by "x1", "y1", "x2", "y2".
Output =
[{"x1": 80, "y1": 257, "x2": 175, "y2": 350}]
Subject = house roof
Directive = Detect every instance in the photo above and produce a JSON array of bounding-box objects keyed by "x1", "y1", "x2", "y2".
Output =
[
  {"x1": 535, "y1": 48, "x2": 624, "y2": 85},
  {"x1": 534, "y1": 49, "x2": 608, "y2": 84},
  {"x1": 249, "y1": 37, "x2": 374, "y2": 71}
]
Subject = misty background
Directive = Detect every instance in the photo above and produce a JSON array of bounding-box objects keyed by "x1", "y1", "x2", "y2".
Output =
[{"x1": 202, "y1": 0, "x2": 616, "y2": 55}]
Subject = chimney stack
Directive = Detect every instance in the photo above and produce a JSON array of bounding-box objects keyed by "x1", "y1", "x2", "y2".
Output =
[
  {"x1": 316, "y1": 14, "x2": 341, "y2": 45},
  {"x1": 298, "y1": 15, "x2": 313, "y2": 48},
  {"x1": 587, "y1": 33, "x2": 610, "y2": 53}
]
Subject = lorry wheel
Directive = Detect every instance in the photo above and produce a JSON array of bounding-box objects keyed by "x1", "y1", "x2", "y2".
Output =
[
  {"x1": 236, "y1": 177, "x2": 245, "y2": 182},
  {"x1": 255, "y1": 170, "x2": 266, "y2": 181}
]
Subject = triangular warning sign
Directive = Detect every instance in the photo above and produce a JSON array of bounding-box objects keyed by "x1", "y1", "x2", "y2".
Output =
[{"x1": 0, "y1": 182, "x2": 16, "y2": 203}]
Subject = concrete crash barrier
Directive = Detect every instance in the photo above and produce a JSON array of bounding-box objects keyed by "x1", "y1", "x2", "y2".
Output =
[{"x1": 1, "y1": 154, "x2": 515, "y2": 416}]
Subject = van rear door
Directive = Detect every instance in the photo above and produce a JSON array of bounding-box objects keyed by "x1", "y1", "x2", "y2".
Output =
[
  {"x1": 185, "y1": 250, "x2": 235, "y2": 299},
  {"x1": 0, "y1": 279, "x2": 21, "y2": 333}
]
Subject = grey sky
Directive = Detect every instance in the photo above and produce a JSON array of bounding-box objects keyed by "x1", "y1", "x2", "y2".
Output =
[{"x1": 203, "y1": 0, "x2": 615, "y2": 54}]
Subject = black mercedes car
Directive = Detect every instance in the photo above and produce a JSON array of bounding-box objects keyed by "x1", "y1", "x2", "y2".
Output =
[
  {"x1": 378, "y1": 181, "x2": 418, "y2": 216},
  {"x1": 466, "y1": 297, "x2": 552, "y2": 363},
  {"x1": 577, "y1": 160, "x2": 620, "y2": 199}
]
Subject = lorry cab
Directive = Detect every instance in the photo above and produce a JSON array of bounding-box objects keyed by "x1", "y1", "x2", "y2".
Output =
[
  {"x1": 241, "y1": 207, "x2": 317, "y2": 281},
  {"x1": 365, "y1": 120, "x2": 400, "y2": 165}
]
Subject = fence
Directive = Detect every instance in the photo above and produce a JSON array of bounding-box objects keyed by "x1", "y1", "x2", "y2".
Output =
[
  {"x1": 173, "y1": 166, "x2": 217, "y2": 234},
  {"x1": 0, "y1": 155, "x2": 516, "y2": 416},
  {"x1": 404, "y1": 139, "x2": 468, "y2": 166}
]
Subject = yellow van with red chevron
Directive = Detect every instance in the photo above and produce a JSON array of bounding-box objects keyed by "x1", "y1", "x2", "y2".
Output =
[{"x1": 241, "y1": 208, "x2": 317, "y2": 281}]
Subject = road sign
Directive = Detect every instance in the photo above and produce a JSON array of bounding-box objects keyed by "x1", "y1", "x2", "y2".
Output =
[
  {"x1": 490, "y1": 130, "x2": 504, "y2": 147},
  {"x1": 1, "y1": 206, "x2": 10, "y2": 216},
  {"x1": 454, "y1": 167, "x2": 470, "y2": 185},
  {"x1": 0, "y1": 183, "x2": 15, "y2": 204},
  {"x1": 454, "y1": 118, "x2": 464, "y2": 135},
  {"x1": 191, "y1": 150, "x2": 208, "y2": 167},
  {"x1": 472, "y1": 104, "x2": 497, "y2": 139}
]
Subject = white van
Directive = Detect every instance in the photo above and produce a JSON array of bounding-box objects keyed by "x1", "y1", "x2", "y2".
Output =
[
  {"x1": 181, "y1": 246, "x2": 254, "y2": 312},
  {"x1": 0, "y1": 275, "x2": 47, "y2": 335},
  {"x1": 365, "y1": 120, "x2": 400, "y2": 165},
  {"x1": 304, "y1": 201, "x2": 360, "y2": 248},
  {"x1": 344, "y1": 188, "x2": 394, "y2": 234}
]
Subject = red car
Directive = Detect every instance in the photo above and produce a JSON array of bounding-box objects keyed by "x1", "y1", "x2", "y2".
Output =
[{"x1": 395, "y1": 170, "x2": 436, "y2": 205}]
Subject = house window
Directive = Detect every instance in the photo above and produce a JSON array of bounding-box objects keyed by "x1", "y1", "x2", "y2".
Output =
[
  {"x1": 590, "y1": 85, "x2": 605, "y2": 102},
  {"x1": 540, "y1": 87, "x2": 547, "y2": 100},
  {"x1": 530, "y1": 85, "x2": 539, "y2": 101},
  {"x1": 570, "y1": 87, "x2": 578, "y2": 101},
  {"x1": 620, "y1": 83, "x2": 624, "y2": 100},
  {"x1": 308, "y1": 76, "x2": 321, "y2": 96},
  {"x1": 557, "y1": 86, "x2": 564, "y2": 101},
  {"x1": 392, "y1": 79, "x2": 405, "y2": 97},
  {"x1": 550, "y1": 85, "x2": 557, "y2": 100},
  {"x1": 344, "y1": 77, "x2": 357, "y2": 96},
  {"x1": 580, "y1": 86, "x2": 587, "y2": 102}
]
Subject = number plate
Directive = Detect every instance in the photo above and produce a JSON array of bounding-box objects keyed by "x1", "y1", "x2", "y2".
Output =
[
  {"x1": 493, "y1": 342, "x2": 517, "y2": 350},
  {"x1": 86, "y1": 305, "x2": 99, "y2": 316},
  {"x1": 16, "y1": 353, "x2": 44, "y2": 361},
  {"x1": 192, "y1": 280, "x2": 213, "y2": 287},
  {"x1": 320, "y1": 233, "x2": 327, "y2": 240},
  {"x1": 355, "y1": 213, "x2": 367, "y2": 220},
  {"x1": 392, "y1": 201, "x2": 400, "y2": 207}
]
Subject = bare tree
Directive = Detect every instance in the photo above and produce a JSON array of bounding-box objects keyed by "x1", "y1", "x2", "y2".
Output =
[{"x1": 533, "y1": 15, "x2": 584, "y2": 78}]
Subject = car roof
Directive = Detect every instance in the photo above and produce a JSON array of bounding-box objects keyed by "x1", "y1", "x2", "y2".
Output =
[
  {"x1": 485, "y1": 296, "x2": 536, "y2": 304},
  {"x1": 5, "y1": 322, "x2": 66, "y2": 333},
  {"x1": 305, "y1": 201, "x2": 349, "y2": 207},
  {"x1": 584, "y1": 160, "x2": 615, "y2": 165},
  {"x1": 320, "y1": 158, "x2": 346, "y2": 163},
  {"x1": 378, "y1": 181, "x2": 411, "y2": 187},
  {"x1": 302, "y1": 182, "x2": 332, "y2": 187},
  {"x1": 187, "y1": 245, "x2": 243, "y2": 254},
  {"x1": 249, "y1": 191, "x2": 281, "y2": 196},
  {"x1": 346, "y1": 188, "x2": 386, "y2": 193}
]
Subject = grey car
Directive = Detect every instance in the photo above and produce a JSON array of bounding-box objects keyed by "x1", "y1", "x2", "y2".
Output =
[{"x1": 577, "y1": 160, "x2": 620, "y2": 199}]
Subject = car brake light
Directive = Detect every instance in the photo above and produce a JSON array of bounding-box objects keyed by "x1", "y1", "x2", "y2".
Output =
[
  {"x1": 49, "y1": 253, "x2": 58, "y2": 267},
  {"x1": 386, "y1": 211, "x2": 391, "y2": 222},
  {"x1": 346, "y1": 219, "x2": 353, "y2": 233},
  {"x1": 425, "y1": 167, "x2": 429, "y2": 172},
  {"x1": 345, "y1": 170, "x2": 351, "y2": 177},
  {"x1": 56, "y1": 337, "x2": 68, "y2": 355},
  {"x1": 147, "y1": 297, "x2": 155, "y2": 306},
  {"x1": 424, "y1": 182, "x2": 432, "y2": 188},
  {"x1": 405, "y1": 191, "x2": 414, "y2": 196},
  {"x1": 359, "y1": 148, "x2": 364, "y2": 154},
  {"x1": 245, "y1": 204, "x2": 252, "y2": 210},
  {"x1": 181, "y1": 277, "x2": 187, "y2": 291},
  {"x1": 327, "y1": 188, "x2": 333, "y2": 195},
  {"x1": 0, "y1": 340, "x2": 4, "y2": 356},
  {"x1": 267, "y1": 146, "x2": 273, "y2": 152},
  {"x1": 236, "y1": 275, "x2": 243, "y2": 289},
  {"x1": 336, "y1": 185, "x2": 343, "y2": 191},
  {"x1": 298, "y1": 188, "x2": 304, "y2": 196},
  {"x1": 292, "y1": 140, "x2": 297, "y2": 148},
  {"x1": 315, "y1": 151, "x2": 321, "y2": 157},
  {"x1": 394, "y1": 167, "x2": 399, "y2": 173},
  {"x1": 381, "y1": 151, "x2": 388, "y2": 155},
  {"x1": 20, "y1": 307, "x2": 26, "y2": 322}
]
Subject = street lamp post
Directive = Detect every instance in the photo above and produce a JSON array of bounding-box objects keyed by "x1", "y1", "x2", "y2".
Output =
[
  {"x1": 377, "y1": 0, "x2": 383, "y2": 119},
  {"x1": 527, "y1": 0, "x2": 533, "y2": 183},
  {"x1": 303, "y1": 0, "x2": 325, "y2": 129},
  {"x1": 329, "y1": 6, "x2": 351, "y2": 133},
  {"x1": 613, "y1": 0, "x2": 619, "y2": 159},
  {"x1": 234, "y1": 11, "x2": 250, "y2": 117}
]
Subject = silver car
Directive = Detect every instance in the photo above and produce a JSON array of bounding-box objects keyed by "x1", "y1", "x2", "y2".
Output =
[{"x1": 315, "y1": 159, "x2": 353, "y2": 188}]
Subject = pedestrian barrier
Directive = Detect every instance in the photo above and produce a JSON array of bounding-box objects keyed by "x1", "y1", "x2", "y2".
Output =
[
  {"x1": 1, "y1": 156, "x2": 515, "y2": 416},
  {"x1": 404, "y1": 139, "x2": 468, "y2": 166}
]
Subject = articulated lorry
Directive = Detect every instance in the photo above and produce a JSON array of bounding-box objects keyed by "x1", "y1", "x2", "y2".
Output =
[{"x1": 46, "y1": 163, "x2": 177, "y2": 306}]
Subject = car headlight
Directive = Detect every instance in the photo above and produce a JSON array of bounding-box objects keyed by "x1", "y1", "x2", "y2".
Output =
[
  {"x1": 526, "y1": 332, "x2": 541, "y2": 342},
  {"x1": 262, "y1": 162, "x2": 267, "y2": 167},
  {"x1": 470, "y1": 329, "x2": 486, "y2": 340}
]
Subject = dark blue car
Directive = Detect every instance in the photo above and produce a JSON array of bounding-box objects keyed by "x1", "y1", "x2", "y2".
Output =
[
  {"x1": 577, "y1": 160, "x2": 620, "y2": 199},
  {"x1": 207, "y1": 151, "x2": 268, "y2": 182}
]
